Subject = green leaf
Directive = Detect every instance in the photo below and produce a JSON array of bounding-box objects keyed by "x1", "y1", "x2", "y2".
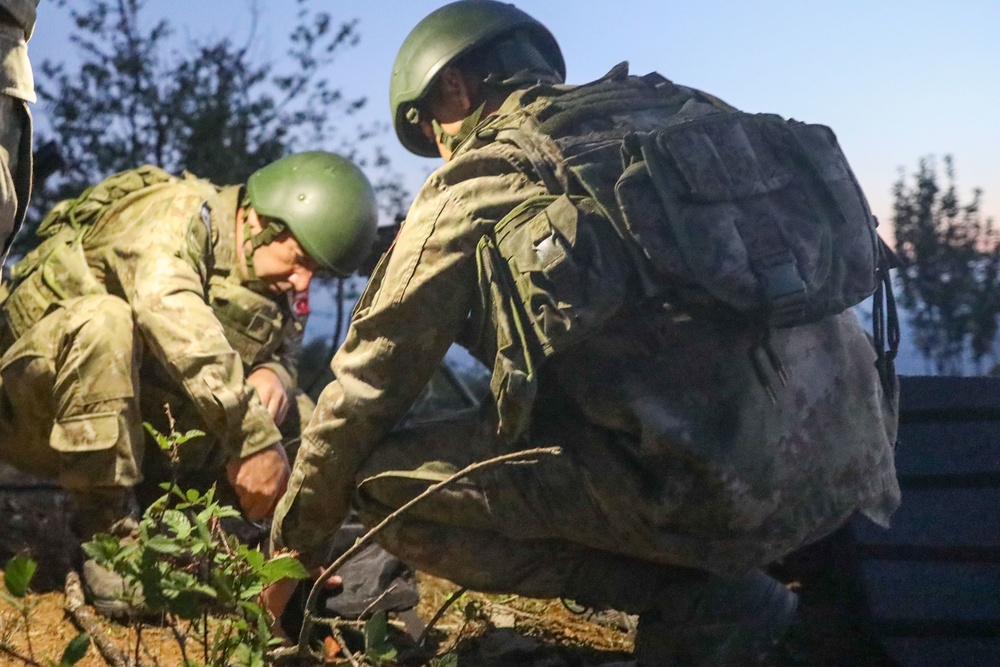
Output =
[
  {"x1": 242, "y1": 549, "x2": 265, "y2": 571},
  {"x1": 145, "y1": 535, "x2": 183, "y2": 555},
  {"x1": 81, "y1": 534, "x2": 122, "y2": 563},
  {"x1": 3, "y1": 553, "x2": 37, "y2": 598},
  {"x1": 257, "y1": 554, "x2": 309, "y2": 584},
  {"x1": 431, "y1": 654, "x2": 459, "y2": 667},
  {"x1": 59, "y1": 632, "x2": 91, "y2": 665},
  {"x1": 143, "y1": 422, "x2": 170, "y2": 450},
  {"x1": 364, "y1": 611, "x2": 398, "y2": 661},
  {"x1": 161, "y1": 509, "x2": 192, "y2": 539}
]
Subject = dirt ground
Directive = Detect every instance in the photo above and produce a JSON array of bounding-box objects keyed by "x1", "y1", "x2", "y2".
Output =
[{"x1": 0, "y1": 481, "x2": 896, "y2": 667}]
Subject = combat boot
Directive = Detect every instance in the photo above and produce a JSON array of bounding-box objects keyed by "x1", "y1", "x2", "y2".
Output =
[
  {"x1": 71, "y1": 488, "x2": 147, "y2": 619},
  {"x1": 634, "y1": 569, "x2": 798, "y2": 667}
]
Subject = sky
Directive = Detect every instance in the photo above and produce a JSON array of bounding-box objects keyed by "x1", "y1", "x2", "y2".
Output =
[
  {"x1": 26, "y1": 0, "x2": 1000, "y2": 374},
  {"x1": 29, "y1": 0, "x2": 1000, "y2": 235}
]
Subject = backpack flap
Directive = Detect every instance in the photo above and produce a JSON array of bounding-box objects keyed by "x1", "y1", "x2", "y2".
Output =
[{"x1": 617, "y1": 108, "x2": 878, "y2": 327}]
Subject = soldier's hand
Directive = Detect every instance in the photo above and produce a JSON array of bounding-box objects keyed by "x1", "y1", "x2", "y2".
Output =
[
  {"x1": 248, "y1": 367, "x2": 290, "y2": 425},
  {"x1": 261, "y1": 571, "x2": 343, "y2": 644},
  {"x1": 225, "y1": 443, "x2": 290, "y2": 521}
]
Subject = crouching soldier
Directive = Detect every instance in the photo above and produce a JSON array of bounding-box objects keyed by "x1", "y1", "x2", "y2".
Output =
[
  {"x1": 0, "y1": 151, "x2": 378, "y2": 617},
  {"x1": 268, "y1": 3, "x2": 901, "y2": 666}
]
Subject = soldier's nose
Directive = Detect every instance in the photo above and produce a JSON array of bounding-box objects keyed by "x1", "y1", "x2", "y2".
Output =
[{"x1": 290, "y1": 268, "x2": 313, "y2": 292}]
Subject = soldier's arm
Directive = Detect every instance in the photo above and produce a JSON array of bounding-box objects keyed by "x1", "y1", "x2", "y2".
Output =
[
  {"x1": 271, "y1": 149, "x2": 546, "y2": 569},
  {"x1": 118, "y1": 193, "x2": 282, "y2": 460}
]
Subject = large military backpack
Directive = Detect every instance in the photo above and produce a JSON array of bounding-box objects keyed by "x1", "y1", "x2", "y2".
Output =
[
  {"x1": 472, "y1": 67, "x2": 898, "y2": 438},
  {"x1": 1, "y1": 165, "x2": 179, "y2": 341}
]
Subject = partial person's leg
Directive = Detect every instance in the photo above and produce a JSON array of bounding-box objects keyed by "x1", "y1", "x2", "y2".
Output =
[
  {"x1": 1, "y1": 295, "x2": 145, "y2": 616},
  {"x1": 0, "y1": 90, "x2": 31, "y2": 263},
  {"x1": 355, "y1": 412, "x2": 797, "y2": 666},
  {"x1": 0, "y1": 94, "x2": 25, "y2": 252},
  {"x1": 1, "y1": 295, "x2": 143, "y2": 499}
]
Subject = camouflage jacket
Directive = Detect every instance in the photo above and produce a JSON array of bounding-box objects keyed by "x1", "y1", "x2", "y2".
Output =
[
  {"x1": 273, "y1": 65, "x2": 900, "y2": 570},
  {"x1": 0, "y1": 0, "x2": 37, "y2": 102},
  {"x1": 2, "y1": 177, "x2": 298, "y2": 459}
]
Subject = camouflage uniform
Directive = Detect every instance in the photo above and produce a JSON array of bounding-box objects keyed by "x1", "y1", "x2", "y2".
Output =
[
  {"x1": 0, "y1": 0, "x2": 37, "y2": 263},
  {"x1": 273, "y1": 66, "x2": 900, "y2": 608},
  {"x1": 0, "y1": 175, "x2": 295, "y2": 498}
]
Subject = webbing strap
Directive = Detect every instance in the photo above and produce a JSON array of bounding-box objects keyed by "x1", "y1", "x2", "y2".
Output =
[
  {"x1": 241, "y1": 207, "x2": 286, "y2": 282},
  {"x1": 872, "y1": 237, "x2": 900, "y2": 399}
]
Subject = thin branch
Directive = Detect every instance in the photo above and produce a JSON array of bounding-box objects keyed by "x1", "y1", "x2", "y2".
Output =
[
  {"x1": 357, "y1": 582, "x2": 399, "y2": 620},
  {"x1": 0, "y1": 643, "x2": 44, "y2": 667},
  {"x1": 329, "y1": 625, "x2": 360, "y2": 667},
  {"x1": 64, "y1": 571, "x2": 148, "y2": 667},
  {"x1": 416, "y1": 586, "x2": 467, "y2": 648},
  {"x1": 294, "y1": 446, "x2": 562, "y2": 655}
]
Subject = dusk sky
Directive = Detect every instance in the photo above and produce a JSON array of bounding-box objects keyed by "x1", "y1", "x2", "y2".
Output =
[
  {"x1": 27, "y1": 0, "x2": 1000, "y2": 374},
  {"x1": 31, "y1": 0, "x2": 1000, "y2": 236}
]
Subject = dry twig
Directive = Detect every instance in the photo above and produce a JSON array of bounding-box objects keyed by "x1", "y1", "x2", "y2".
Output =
[
  {"x1": 0, "y1": 642, "x2": 44, "y2": 667},
  {"x1": 64, "y1": 571, "x2": 151, "y2": 667},
  {"x1": 289, "y1": 446, "x2": 562, "y2": 660},
  {"x1": 416, "y1": 586, "x2": 468, "y2": 649}
]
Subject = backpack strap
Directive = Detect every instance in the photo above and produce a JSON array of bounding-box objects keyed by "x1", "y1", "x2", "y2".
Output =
[{"x1": 872, "y1": 236, "x2": 900, "y2": 400}]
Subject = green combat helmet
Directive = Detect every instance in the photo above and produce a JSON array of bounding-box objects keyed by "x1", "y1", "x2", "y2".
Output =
[
  {"x1": 246, "y1": 151, "x2": 378, "y2": 276},
  {"x1": 390, "y1": 0, "x2": 565, "y2": 157}
]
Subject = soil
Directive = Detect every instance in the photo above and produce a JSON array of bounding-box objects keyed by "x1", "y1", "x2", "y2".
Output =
[{"x1": 0, "y1": 479, "x2": 896, "y2": 667}]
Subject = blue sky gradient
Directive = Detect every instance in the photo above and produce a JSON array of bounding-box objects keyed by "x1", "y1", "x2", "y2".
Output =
[
  {"x1": 31, "y1": 0, "x2": 999, "y2": 234},
  {"x1": 29, "y1": 0, "x2": 1000, "y2": 374}
]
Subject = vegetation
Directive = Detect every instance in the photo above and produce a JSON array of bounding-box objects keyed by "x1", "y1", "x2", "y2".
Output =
[
  {"x1": 892, "y1": 155, "x2": 1000, "y2": 375},
  {"x1": 2, "y1": 552, "x2": 91, "y2": 666},
  {"x1": 83, "y1": 420, "x2": 310, "y2": 667}
]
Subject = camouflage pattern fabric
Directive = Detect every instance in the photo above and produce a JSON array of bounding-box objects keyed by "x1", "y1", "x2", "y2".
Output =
[
  {"x1": 0, "y1": 178, "x2": 287, "y2": 493},
  {"x1": 0, "y1": 0, "x2": 37, "y2": 262},
  {"x1": 272, "y1": 65, "x2": 900, "y2": 593}
]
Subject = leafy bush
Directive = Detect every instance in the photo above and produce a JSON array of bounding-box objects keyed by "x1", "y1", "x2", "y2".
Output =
[{"x1": 83, "y1": 420, "x2": 309, "y2": 666}]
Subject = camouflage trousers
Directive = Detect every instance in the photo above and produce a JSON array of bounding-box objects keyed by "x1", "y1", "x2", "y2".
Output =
[
  {"x1": 353, "y1": 406, "x2": 791, "y2": 618},
  {"x1": 0, "y1": 295, "x2": 143, "y2": 491},
  {"x1": 0, "y1": 294, "x2": 310, "y2": 500}
]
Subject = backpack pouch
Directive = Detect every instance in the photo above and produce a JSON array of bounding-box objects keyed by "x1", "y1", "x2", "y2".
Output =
[
  {"x1": 494, "y1": 193, "x2": 631, "y2": 355},
  {"x1": 615, "y1": 109, "x2": 877, "y2": 326}
]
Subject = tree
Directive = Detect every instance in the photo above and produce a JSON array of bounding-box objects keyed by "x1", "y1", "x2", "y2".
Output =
[
  {"x1": 15, "y1": 0, "x2": 406, "y2": 257},
  {"x1": 892, "y1": 155, "x2": 1000, "y2": 375}
]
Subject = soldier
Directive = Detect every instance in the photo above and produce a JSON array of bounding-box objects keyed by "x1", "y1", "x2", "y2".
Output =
[
  {"x1": 0, "y1": 0, "x2": 38, "y2": 266},
  {"x1": 268, "y1": 2, "x2": 901, "y2": 664},
  {"x1": 0, "y1": 151, "x2": 377, "y2": 617}
]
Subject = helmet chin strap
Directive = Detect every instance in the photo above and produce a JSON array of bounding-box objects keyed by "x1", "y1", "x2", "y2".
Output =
[
  {"x1": 241, "y1": 197, "x2": 287, "y2": 282},
  {"x1": 431, "y1": 102, "x2": 486, "y2": 157}
]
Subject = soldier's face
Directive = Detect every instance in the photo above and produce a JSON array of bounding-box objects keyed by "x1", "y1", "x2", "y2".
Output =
[
  {"x1": 419, "y1": 66, "x2": 478, "y2": 160},
  {"x1": 246, "y1": 211, "x2": 318, "y2": 294}
]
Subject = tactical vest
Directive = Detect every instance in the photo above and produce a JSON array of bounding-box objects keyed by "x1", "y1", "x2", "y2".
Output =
[
  {"x1": 462, "y1": 64, "x2": 897, "y2": 441},
  {"x1": 208, "y1": 274, "x2": 297, "y2": 371}
]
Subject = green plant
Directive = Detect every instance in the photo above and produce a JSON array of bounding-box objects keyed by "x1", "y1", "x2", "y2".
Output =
[
  {"x1": 84, "y1": 419, "x2": 309, "y2": 666},
  {"x1": 1, "y1": 553, "x2": 40, "y2": 658},
  {"x1": 361, "y1": 611, "x2": 398, "y2": 666},
  {"x1": 1, "y1": 553, "x2": 91, "y2": 666}
]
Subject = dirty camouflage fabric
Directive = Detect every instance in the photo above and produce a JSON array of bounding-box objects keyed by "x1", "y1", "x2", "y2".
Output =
[
  {"x1": 272, "y1": 65, "x2": 900, "y2": 589},
  {"x1": 0, "y1": 176, "x2": 286, "y2": 491},
  {"x1": 0, "y1": 0, "x2": 37, "y2": 263}
]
